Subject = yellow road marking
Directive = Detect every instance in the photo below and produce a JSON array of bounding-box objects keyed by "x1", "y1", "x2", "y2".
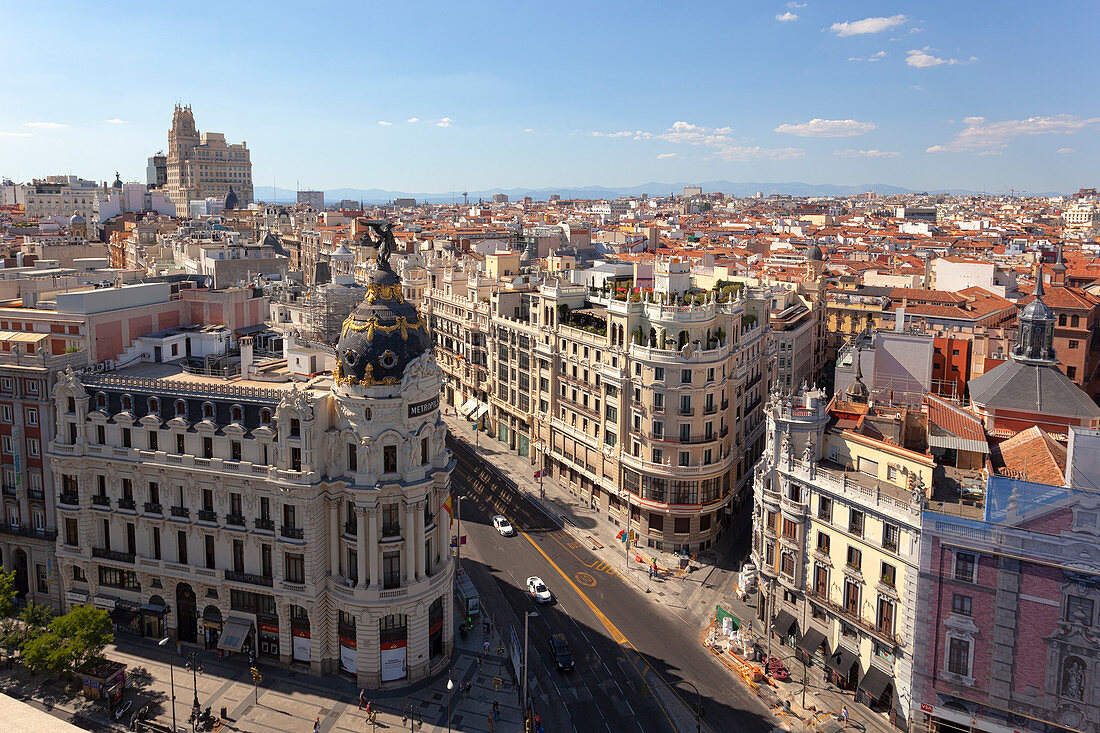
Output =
[{"x1": 520, "y1": 528, "x2": 680, "y2": 732}]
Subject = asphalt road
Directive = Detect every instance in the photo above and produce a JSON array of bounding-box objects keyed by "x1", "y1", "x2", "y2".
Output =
[{"x1": 450, "y1": 438, "x2": 777, "y2": 733}]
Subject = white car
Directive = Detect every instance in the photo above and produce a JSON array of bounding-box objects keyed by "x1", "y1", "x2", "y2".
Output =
[
  {"x1": 527, "y1": 576, "x2": 553, "y2": 603},
  {"x1": 492, "y1": 515, "x2": 515, "y2": 536}
]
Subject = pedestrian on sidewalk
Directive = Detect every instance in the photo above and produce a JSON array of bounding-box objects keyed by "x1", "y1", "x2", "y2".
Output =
[
  {"x1": 493, "y1": 701, "x2": 499, "y2": 720},
  {"x1": 314, "y1": 715, "x2": 321, "y2": 733},
  {"x1": 358, "y1": 689, "x2": 365, "y2": 710},
  {"x1": 176, "y1": 641, "x2": 182, "y2": 656},
  {"x1": 483, "y1": 639, "x2": 491, "y2": 655},
  {"x1": 487, "y1": 714, "x2": 494, "y2": 732},
  {"x1": 841, "y1": 706, "x2": 849, "y2": 728}
]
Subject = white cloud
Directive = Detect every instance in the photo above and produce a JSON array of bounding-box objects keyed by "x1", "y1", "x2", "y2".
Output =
[
  {"x1": 774, "y1": 118, "x2": 876, "y2": 137},
  {"x1": 1057, "y1": 147, "x2": 1075, "y2": 154},
  {"x1": 523, "y1": 128, "x2": 534, "y2": 133},
  {"x1": 0, "y1": 131, "x2": 33, "y2": 137},
  {"x1": 406, "y1": 117, "x2": 419, "y2": 123},
  {"x1": 776, "y1": 12, "x2": 798, "y2": 22},
  {"x1": 787, "y1": 1, "x2": 806, "y2": 7},
  {"x1": 830, "y1": 15, "x2": 906, "y2": 36},
  {"x1": 906, "y1": 48, "x2": 976, "y2": 68},
  {"x1": 715, "y1": 146, "x2": 804, "y2": 162},
  {"x1": 378, "y1": 121, "x2": 392, "y2": 126},
  {"x1": 849, "y1": 50, "x2": 886, "y2": 62},
  {"x1": 834, "y1": 149, "x2": 902, "y2": 159},
  {"x1": 437, "y1": 117, "x2": 453, "y2": 128},
  {"x1": 105, "y1": 118, "x2": 127, "y2": 124},
  {"x1": 657, "y1": 153, "x2": 677, "y2": 159},
  {"x1": 25, "y1": 121, "x2": 66, "y2": 129},
  {"x1": 926, "y1": 114, "x2": 1100, "y2": 154},
  {"x1": 591, "y1": 130, "x2": 634, "y2": 138}
]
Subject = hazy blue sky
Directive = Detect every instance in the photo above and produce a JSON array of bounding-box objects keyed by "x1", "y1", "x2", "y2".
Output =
[{"x1": 1, "y1": 1, "x2": 1097, "y2": 193}]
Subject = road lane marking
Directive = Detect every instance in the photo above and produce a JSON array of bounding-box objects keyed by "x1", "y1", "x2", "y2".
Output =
[
  {"x1": 519, "y1": 528, "x2": 676, "y2": 732},
  {"x1": 574, "y1": 572, "x2": 597, "y2": 587}
]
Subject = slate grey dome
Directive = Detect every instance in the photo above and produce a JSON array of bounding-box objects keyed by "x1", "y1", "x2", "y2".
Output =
[
  {"x1": 69, "y1": 212, "x2": 85, "y2": 225},
  {"x1": 224, "y1": 187, "x2": 239, "y2": 211},
  {"x1": 806, "y1": 244, "x2": 823, "y2": 262},
  {"x1": 333, "y1": 258, "x2": 429, "y2": 388}
]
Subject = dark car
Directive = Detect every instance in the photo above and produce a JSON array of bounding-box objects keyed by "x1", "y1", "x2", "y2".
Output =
[{"x1": 547, "y1": 633, "x2": 574, "y2": 671}]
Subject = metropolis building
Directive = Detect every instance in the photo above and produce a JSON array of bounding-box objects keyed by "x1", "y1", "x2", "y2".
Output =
[{"x1": 48, "y1": 243, "x2": 454, "y2": 686}]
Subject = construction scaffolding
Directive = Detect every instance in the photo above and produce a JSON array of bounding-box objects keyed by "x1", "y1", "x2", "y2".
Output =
[{"x1": 303, "y1": 282, "x2": 368, "y2": 345}]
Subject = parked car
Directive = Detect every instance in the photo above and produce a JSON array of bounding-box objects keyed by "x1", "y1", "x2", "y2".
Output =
[
  {"x1": 526, "y1": 576, "x2": 553, "y2": 603},
  {"x1": 547, "y1": 633, "x2": 574, "y2": 671},
  {"x1": 492, "y1": 515, "x2": 515, "y2": 536}
]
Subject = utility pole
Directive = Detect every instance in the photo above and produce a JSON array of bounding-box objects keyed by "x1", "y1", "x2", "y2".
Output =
[
  {"x1": 766, "y1": 577, "x2": 775, "y2": 663},
  {"x1": 184, "y1": 651, "x2": 203, "y2": 732},
  {"x1": 157, "y1": 635, "x2": 176, "y2": 733}
]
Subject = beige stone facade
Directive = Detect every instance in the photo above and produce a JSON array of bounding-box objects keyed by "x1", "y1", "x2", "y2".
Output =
[{"x1": 166, "y1": 105, "x2": 253, "y2": 216}]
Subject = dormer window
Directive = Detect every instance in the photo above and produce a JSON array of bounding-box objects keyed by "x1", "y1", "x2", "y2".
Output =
[
  {"x1": 94, "y1": 392, "x2": 107, "y2": 410},
  {"x1": 174, "y1": 400, "x2": 187, "y2": 418},
  {"x1": 121, "y1": 394, "x2": 133, "y2": 412},
  {"x1": 230, "y1": 404, "x2": 243, "y2": 423},
  {"x1": 202, "y1": 403, "x2": 214, "y2": 420},
  {"x1": 148, "y1": 397, "x2": 159, "y2": 414},
  {"x1": 260, "y1": 408, "x2": 272, "y2": 425}
]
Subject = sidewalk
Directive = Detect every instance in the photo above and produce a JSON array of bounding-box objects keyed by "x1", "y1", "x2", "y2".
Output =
[
  {"x1": 0, "y1": 610, "x2": 531, "y2": 733},
  {"x1": 443, "y1": 411, "x2": 748, "y2": 629},
  {"x1": 704, "y1": 589, "x2": 900, "y2": 733}
]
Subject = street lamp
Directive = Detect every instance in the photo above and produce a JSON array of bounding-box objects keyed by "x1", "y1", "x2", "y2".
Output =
[
  {"x1": 456, "y1": 494, "x2": 468, "y2": 573},
  {"x1": 184, "y1": 651, "x2": 203, "y2": 730},
  {"x1": 523, "y1": 611, "x2": 539, "y2": 724},
  {"x1": 446, "y1": 678, "x2": 454, "y2": 733},
  {"x1": 158, "y1": 636, "x2": 176, "y2": 733}
]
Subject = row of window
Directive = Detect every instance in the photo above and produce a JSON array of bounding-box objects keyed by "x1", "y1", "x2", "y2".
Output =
[{"x1": 91, "y1": 393, "x2": 272, "y2": 426}]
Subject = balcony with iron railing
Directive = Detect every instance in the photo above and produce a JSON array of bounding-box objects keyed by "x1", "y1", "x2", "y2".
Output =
[
  {"x1": 2, "y1": 485, "x2": 16, "y2": 497},
  {"x1": 280, "y1": 525, "x2": 304, "y2": 539},
  {"x1": 91, "y1": 494, "x2": 110, "y2": 508},
  {"x1": 197, "y1": 510, "x2": 218, "y2": 523},
  {"x1": 170, "y1": 506, "x2": 190, "y2": 519},
  {"x1": 255, "y1": 518, "x2": 275, "y2": 531},
  {"x1": 807, "y1": 585, "x2": 902, "y2": 647},
  {"x1": 225, "y1": 514, "x2": 246, "y2": 528},
  {"x1": 677, "y1": 406, "x2": 694, "y2": 416},
  {"x1": 117, "y1": 498, "x2": 136, "y2": 511},
  {"x1": 224, "y1": 569, "x2": 274, "y2": 588},
  {"x1": 92, "y1": 547, "x2": 135, "y2": 564},
  {"x1": 0, "y1": 524, "x2": 57, "y2": 542},
  {"x1": 144, "y1": 502, "x2": 162, "y2": 514}
]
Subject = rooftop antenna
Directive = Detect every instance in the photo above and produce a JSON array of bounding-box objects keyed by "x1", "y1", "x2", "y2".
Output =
[{"x1": 463, "y1": 190, "x2": 469, "y2": 207}]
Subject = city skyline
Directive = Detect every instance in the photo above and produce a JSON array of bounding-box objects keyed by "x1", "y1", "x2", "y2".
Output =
[{"x1": 1, "y1": 1, "x2": 1097, "y2": 194}]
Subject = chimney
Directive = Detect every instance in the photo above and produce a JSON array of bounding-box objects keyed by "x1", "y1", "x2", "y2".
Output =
[
  {"x1": 240, "y1": 336, "x2": 254, "y2": 379},
  {"x1": 895, "y1": 298, "x2": 906, "y2": 332}
]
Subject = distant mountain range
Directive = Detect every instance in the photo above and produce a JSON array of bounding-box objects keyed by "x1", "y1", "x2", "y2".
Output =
[{"x1": 254, "y1": 180, "x2": 1009, "y2": 205}]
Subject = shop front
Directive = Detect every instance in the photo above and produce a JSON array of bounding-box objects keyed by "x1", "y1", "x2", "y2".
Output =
[
  {"x1": 290, "y1": 605, "x2": 310, "y2": 665},
  {"x1": 203, "y1": 606, "x2": 223, "y2": 650},
  {"x1": 109, "y1": 603, "x2": 142, "y2": 636},
  {"x1": 797, "y1": 627, "x2": 828, "y2": 669},
  {"x1": 826, "y1": 644, "x2": 860, "y2": 690},
  {"x1": 257, "y1": 616, "x2": 279, "y2": 659},
  {"x1": 65, "y1": 590, "x2": 89, "y2": 612},
  {"x1": 379, "y1": 614, "x2": 407, "y2": 683},
  {"x1": 140, "y1": 596, "x2": 167, "y2": 639},
  {"x1": 218, "y1": 616, "x2": 255, "y2": 659},
  {"x1": 428, "y1": 597, "x2": 444, "y2": 660},
  {"x1": 338, "y1": 611, "x2": 356, "y2": 676},
  {"x1": 857, "y1": 664, "x2": 896, "y2": 720}
]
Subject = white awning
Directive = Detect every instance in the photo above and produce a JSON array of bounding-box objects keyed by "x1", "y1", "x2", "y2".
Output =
[
  {"x1": 218, "y1": 616, "x2": 254, "y2": 653},
  {"x1": 472, "y1": 404, "x2": 489, "y2": 420},
  {"x1": 459, "y1": 398, "x2": 478, "y2": 417}
]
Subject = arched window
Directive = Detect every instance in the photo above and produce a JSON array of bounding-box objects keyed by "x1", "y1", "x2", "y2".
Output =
[
  {"x1": 174, "y1": 400, "x2": 187, "y2": 418},
  {"x1": 201, "y1": 402, "x2": 214, "y2": 420},
  {"x1": 1059, "y1": 314, "x2": 1068, "y2": 326},
  {"x1": 121, "y1": 394, "x2": 133, "y2": 412},
  {"x1": 259, "y1": 408, "x2": 271, "y2": 425},
  {"x1": 148, "y1": 397, "x2": 159, "y2": 414},
  {"x1": 365, "y1": 407, "x2": 372, "y2": 421},
  {"x1": 1072, "y1": 315, "x2": 1080, "y2": 327},
  {"x1": 94, "y1": 392, "x2": 107, "y2": 410},
  {"x1": 230, "y1": 404, "x2": 243, "y2": 423}
]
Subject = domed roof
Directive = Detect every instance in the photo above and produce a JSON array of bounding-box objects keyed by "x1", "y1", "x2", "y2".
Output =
[
  {"x1": 69, "y1": 212, "x2": 85, "y2": 225},
  {"x1": 806, "y1": 244, "x2": 823, "y2": 262},
  {"x1": 111, "y1": 172, "x2": 122, "y2": 190},
  {"x1": 333, "y1": 258, "x2": 429, "y2": 389},
  {"x1": 224, "y1": 187, "x2": 239, "y2": 211}
]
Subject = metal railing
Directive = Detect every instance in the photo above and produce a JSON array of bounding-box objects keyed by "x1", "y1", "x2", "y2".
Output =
[
  {"x1": 280, "y1": 525, "x2": 304, "y2": 539},
  {"x1": 224, "y1": 569, "x2": 274, "y2": 587},
  {"x1": 92, "y1": 547, "x2": 135, "y2": 564}
]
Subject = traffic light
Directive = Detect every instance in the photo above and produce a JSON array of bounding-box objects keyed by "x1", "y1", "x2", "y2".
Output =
[{"x1": 250, "y1": 667, "x2": 262, "y2": 683}]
